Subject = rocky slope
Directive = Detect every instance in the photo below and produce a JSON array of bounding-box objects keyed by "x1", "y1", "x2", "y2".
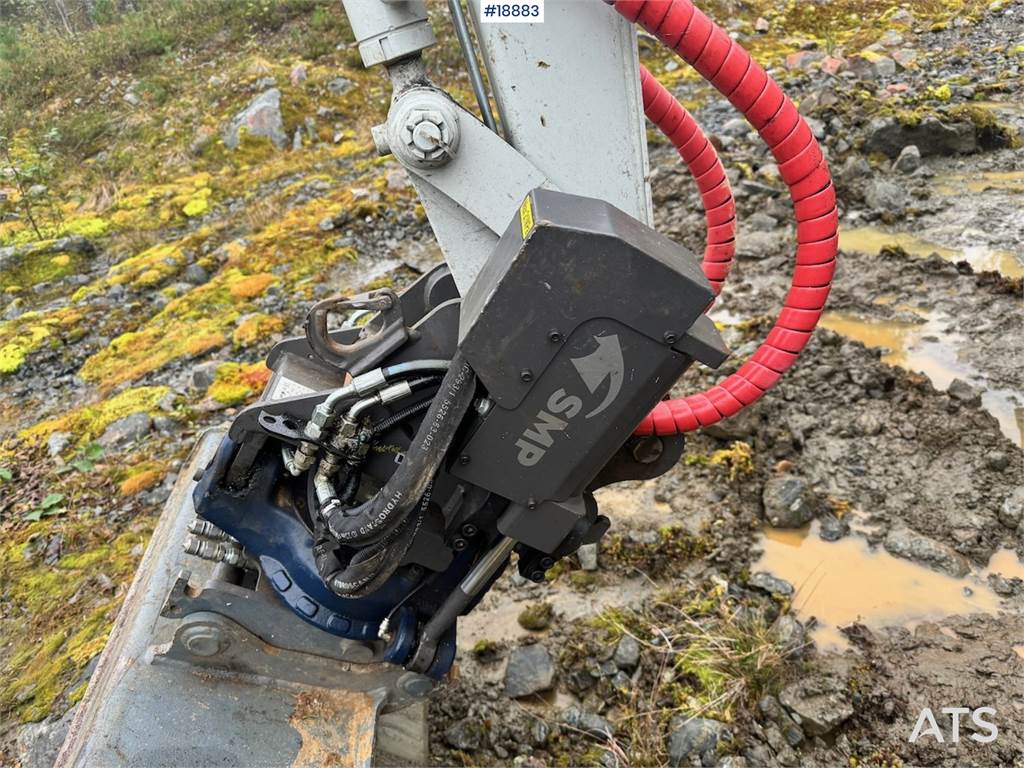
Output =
[{"x1": 1, "y1": 0, "x2": 1022, "y2": 766}]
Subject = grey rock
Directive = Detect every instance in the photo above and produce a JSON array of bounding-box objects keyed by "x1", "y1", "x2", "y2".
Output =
[
  {"x1": 736, "y1": 230, "x2": 784, "y2": 260},
  {"x1": 98, "y1": 412, "x2": 152, "y2": 447},
  {"x1": 771, "y1": 614, "x2": 808, "y2": 656},
  {"x1": 504, "y1": 644, "x2": 555, "y2": 698},
  {"x1": 863, "y1": 115, "x2": 976, "y2": 158},
  {"x1": 877, "y1": 30, "x2": 904, "y2": 47},
  {"x1": 749, "y1": 571, "x2": 795, "y2": 596},
  {"x1": 864, "y1": 178, "x2": 908, "y2": 211},
  {"x1": 254, "y1": 76, "x2": 276, "y2": 90},
  {"x1": 985, "y1": 451, "x2": 1010, "y2": 472},
  {"x1": 988, "y1": 573, "x2": 1023, "y2": 597},
  {"x1": 612, "y1": 634, "x2": 641, "y2": 671},
  {"x1": 223, "y1": 89, "x2": 288, "y2": 150},
  {"x1": 997, "y1": 488, "x2": 1023, "y2": 530},
  {"x1": 16, "y1": 707, "x2": 76, "y2": 768},
  {"x1": 289, "y1": 63, "x2": 307, "y2": 86},
  {"x1": 610, "y1": 670, "x2": 632, "y2": 693},
  {"x1": 182, "y1": 264, "x2": 210, "y2": 285},
  {"x1": 28, "y1": 183, "x2": 48, "y2": 197},
  {"x1": 721, "y1": 117, "x2": 751, "y2": 137},
  {"x1": 779, "y1": 676, "x2": 853, "y2": 737},
  {"x1": 577, "y1": 542, "x2": 599, "y2": 571},
  {"x1": 745, "y1": 212, "x2": 778, "y2": 232},
  {"x1": 326, "y1": 76, "x2": 353, "y2": 96},
  {"x1": 947, "y1": 378, "x2": 981, "y2": 405},
  {"x1": 762, "y1": 474, "x2": 817, "y2": 528},
  {"x1": 805, "y1": 117, "x2": 826, "y2": 140},
  {"x1": 837, "y1": 155, "x2": 871, "y2": 187},
  {"x1": 123, "y1": 91, "x2": 141, "y2": 106},
  {"x1": 893, "y1": 144, "x2": 921, "y2": 173},
  {"x1": 818, "y1": 514, "x2": 850, "y2": 541},
  {"x1": 562, "y1": 706, "x2": 613, "y2": 738},
  {"x1": 666, "y1": 716, "x2": 730, "y2": 767},
  {"x1": 444, "y1": 718, "x2": 484, "y2": 750},
  {"x1": 703, "y1": 406, "x2": 760, "y2": 440},
  {"x1": 530, "y1": 718, "x2": 550, "y2": 746},
  {"x1": 46, "y1": 432, "x2": 71, "y2": 458},
  {"x1": 192, "y1": 360, "x2": 222, "y2": 390},
  {"x1": 848, "y1": 53, "x2": 895, "y2": 79},
  {"x1": 883, "y1": 523, "x2": 971, "y2": 577}
]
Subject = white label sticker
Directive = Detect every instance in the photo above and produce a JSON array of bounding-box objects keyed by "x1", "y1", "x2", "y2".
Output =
[
  {"x1": 479, "y1": 0, "x2": 544, "y2": 23},
  {"x1": 268, "y1": 375, "x2": 316, "y2": 401}
]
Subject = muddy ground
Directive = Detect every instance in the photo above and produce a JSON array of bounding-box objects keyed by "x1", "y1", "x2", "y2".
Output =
[{"x1": 1, "y1": 0, "x2": 1022, "y2": 766}]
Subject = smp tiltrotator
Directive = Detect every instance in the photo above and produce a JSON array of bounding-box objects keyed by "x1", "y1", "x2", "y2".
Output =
[{"x1": 57, "y1": 1, "x2": 837, "y2": 765}]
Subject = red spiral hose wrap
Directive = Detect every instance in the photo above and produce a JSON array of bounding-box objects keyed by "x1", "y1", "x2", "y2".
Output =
[
  {"x1": 618, "y1": 0, "x2": 839, "y2": 435},
  {"x1": 640, "y1": 66, "x2": 736, "y2": 295}
]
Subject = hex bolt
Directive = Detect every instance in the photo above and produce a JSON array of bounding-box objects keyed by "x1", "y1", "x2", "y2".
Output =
[
  {"x1": 529, "y1": 570, "x2": 545, "y2": 582},
  {"x1": 399, "y1": 672, "x2": 435, "y2": 698},
  {"x1": 461, "y1": 523, "x2": 478, "y2": 537},
  {"x1": 181, "y1": 624, "x2": 227, "y2": 658},
  {"x1": 663, "y1": 331, "x2": 678, "y2": 344},
  {"x1": 458, "y1": 454, "x2": 471, "y2": 465},
  {"x1": 548, "y1": 330, "x2": 563, "y2": 343},
  {"x1": 452, "y1": 538, "x2": 468, "y2": 551},
  {"x1": 474, "y1": 398, "x2": 493, "y2": 416},
  {"x1": 631, "y1": 437, "x2": 665, "y2": 465},
  {"x1": 539, "y1": 557, "x2": 554, "y2": 569},
  {"x1": 520, "y1": 369, "x2": 534, "y2": 383},
  {"x1": 388, "y1": 91, "x2": 461, "y2": 169}
]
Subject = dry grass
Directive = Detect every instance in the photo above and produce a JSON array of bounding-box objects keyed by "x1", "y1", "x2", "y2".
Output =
[{"x1": 555, "y1": 583, "x2": 804, "y2": 767}]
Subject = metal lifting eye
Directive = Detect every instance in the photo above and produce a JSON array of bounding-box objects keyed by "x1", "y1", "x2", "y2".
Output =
[{"x1": 304, "y1": 288, "x2": 410, "y2": 373}]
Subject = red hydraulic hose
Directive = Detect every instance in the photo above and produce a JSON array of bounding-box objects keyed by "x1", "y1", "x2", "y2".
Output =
[
  {"x1": 640, "y1": 66, "x2": 736, "y2": 295},
  {"x1": 619, "y1": 0, "x2": 839, "y2": 435}
]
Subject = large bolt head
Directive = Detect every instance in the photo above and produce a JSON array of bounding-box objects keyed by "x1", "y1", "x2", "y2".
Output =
[
  {"x1": 182, "y1": 624, "x2": 227, "y2": 657},
  {"x1": 388, "y1": 89, "x2": 460, "y2": 169}
]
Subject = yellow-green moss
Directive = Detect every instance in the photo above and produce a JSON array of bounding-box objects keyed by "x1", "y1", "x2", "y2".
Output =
[
  {"x1": 19, "y1": 385, "x2": 169, "y2": 446},
  {"x1": 233, "y1": 313, "x2": 286, "y2": 347},
  {"x1": 207, "y1": 361, "x2": 271, "y2": 405}
]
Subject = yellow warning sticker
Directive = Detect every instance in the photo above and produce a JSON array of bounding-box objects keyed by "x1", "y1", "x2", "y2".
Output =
[{"x1": 519, "y1": 194, "x2": 535, "y2": 240}]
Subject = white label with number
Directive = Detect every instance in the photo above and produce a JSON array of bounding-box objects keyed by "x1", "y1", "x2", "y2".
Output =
[{"x1": 479, "y1": 0, "x2": 544, "y2": 23}]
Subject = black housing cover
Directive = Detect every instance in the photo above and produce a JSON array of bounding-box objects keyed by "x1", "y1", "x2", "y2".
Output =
[{"x1": 453, "y1": 188, "x2": 727, "y2": 508}]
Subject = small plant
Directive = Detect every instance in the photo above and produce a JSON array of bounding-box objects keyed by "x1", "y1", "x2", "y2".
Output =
[
  {"x1": 70, "y1": 442, "x2": 105, "y2": 473},
  {"x1": 24, "y1": 492, "x2": 66, "y2": 521}
]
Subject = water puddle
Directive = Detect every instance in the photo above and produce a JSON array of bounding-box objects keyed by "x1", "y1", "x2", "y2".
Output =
[
  {"x1": 984, "y1": 547, "x2": 1024, "y2": 581},
  {"x1": 820, "y1": 310, "x2": 1024, "y2": 446},
  {"x1": 839, "y1": 226, "x2": 1023, "y2": 279},
  {"x1": 934, "y1": 169, "x2": 1024, "y2": 196},
  {"x1": 754, "y1": 523, "x2": 1010, "y2": 651}
]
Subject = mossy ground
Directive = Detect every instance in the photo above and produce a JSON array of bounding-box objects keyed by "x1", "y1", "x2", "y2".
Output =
[{"x1": 0, "y1": 0, "x2": 437, "y2": 737}]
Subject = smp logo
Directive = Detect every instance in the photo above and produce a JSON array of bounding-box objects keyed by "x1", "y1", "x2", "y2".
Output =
[
  {"x1": 909, "y1": 706, "x2": 998, "y2": 745},
  {"x1": 514, "y1": 334, "x2": 624, "y2": 467}
]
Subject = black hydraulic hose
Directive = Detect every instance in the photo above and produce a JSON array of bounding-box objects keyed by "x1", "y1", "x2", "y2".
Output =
[
  {"x1": 371, "y1": 398, "x2": 433, "y2": 435},
  {"x1": 315, "y1": 487, "x2": 431, "y2": 596},
  {"x1": 324, "y1": 351, "x2": 476, "y2": 547}
]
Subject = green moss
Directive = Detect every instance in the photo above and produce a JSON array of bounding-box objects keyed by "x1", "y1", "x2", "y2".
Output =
[
  {"x1": 20, "y1": 385, "x2": 169, "y2": 445},
  {"x1": 517, "y1": 602, "x2": 554, "y2": 631},
  {"x1": 948, "y1": 104, "x2": 1021, "y2": 149}
]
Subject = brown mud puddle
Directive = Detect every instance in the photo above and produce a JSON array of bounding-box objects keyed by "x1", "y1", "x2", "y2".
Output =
[
  {"x1": 934, "y1": 168, "x2": 1024, "y2": 196},
  {"x1": 820, "y1": 309, "x2": 1024, "y2": 446},
  {"x1": 754, "y1": 523, "x2": 1022, "y2": 651},
  {"x1": 839, "y1": 225, "x2": 1023, "y2": 279}
]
